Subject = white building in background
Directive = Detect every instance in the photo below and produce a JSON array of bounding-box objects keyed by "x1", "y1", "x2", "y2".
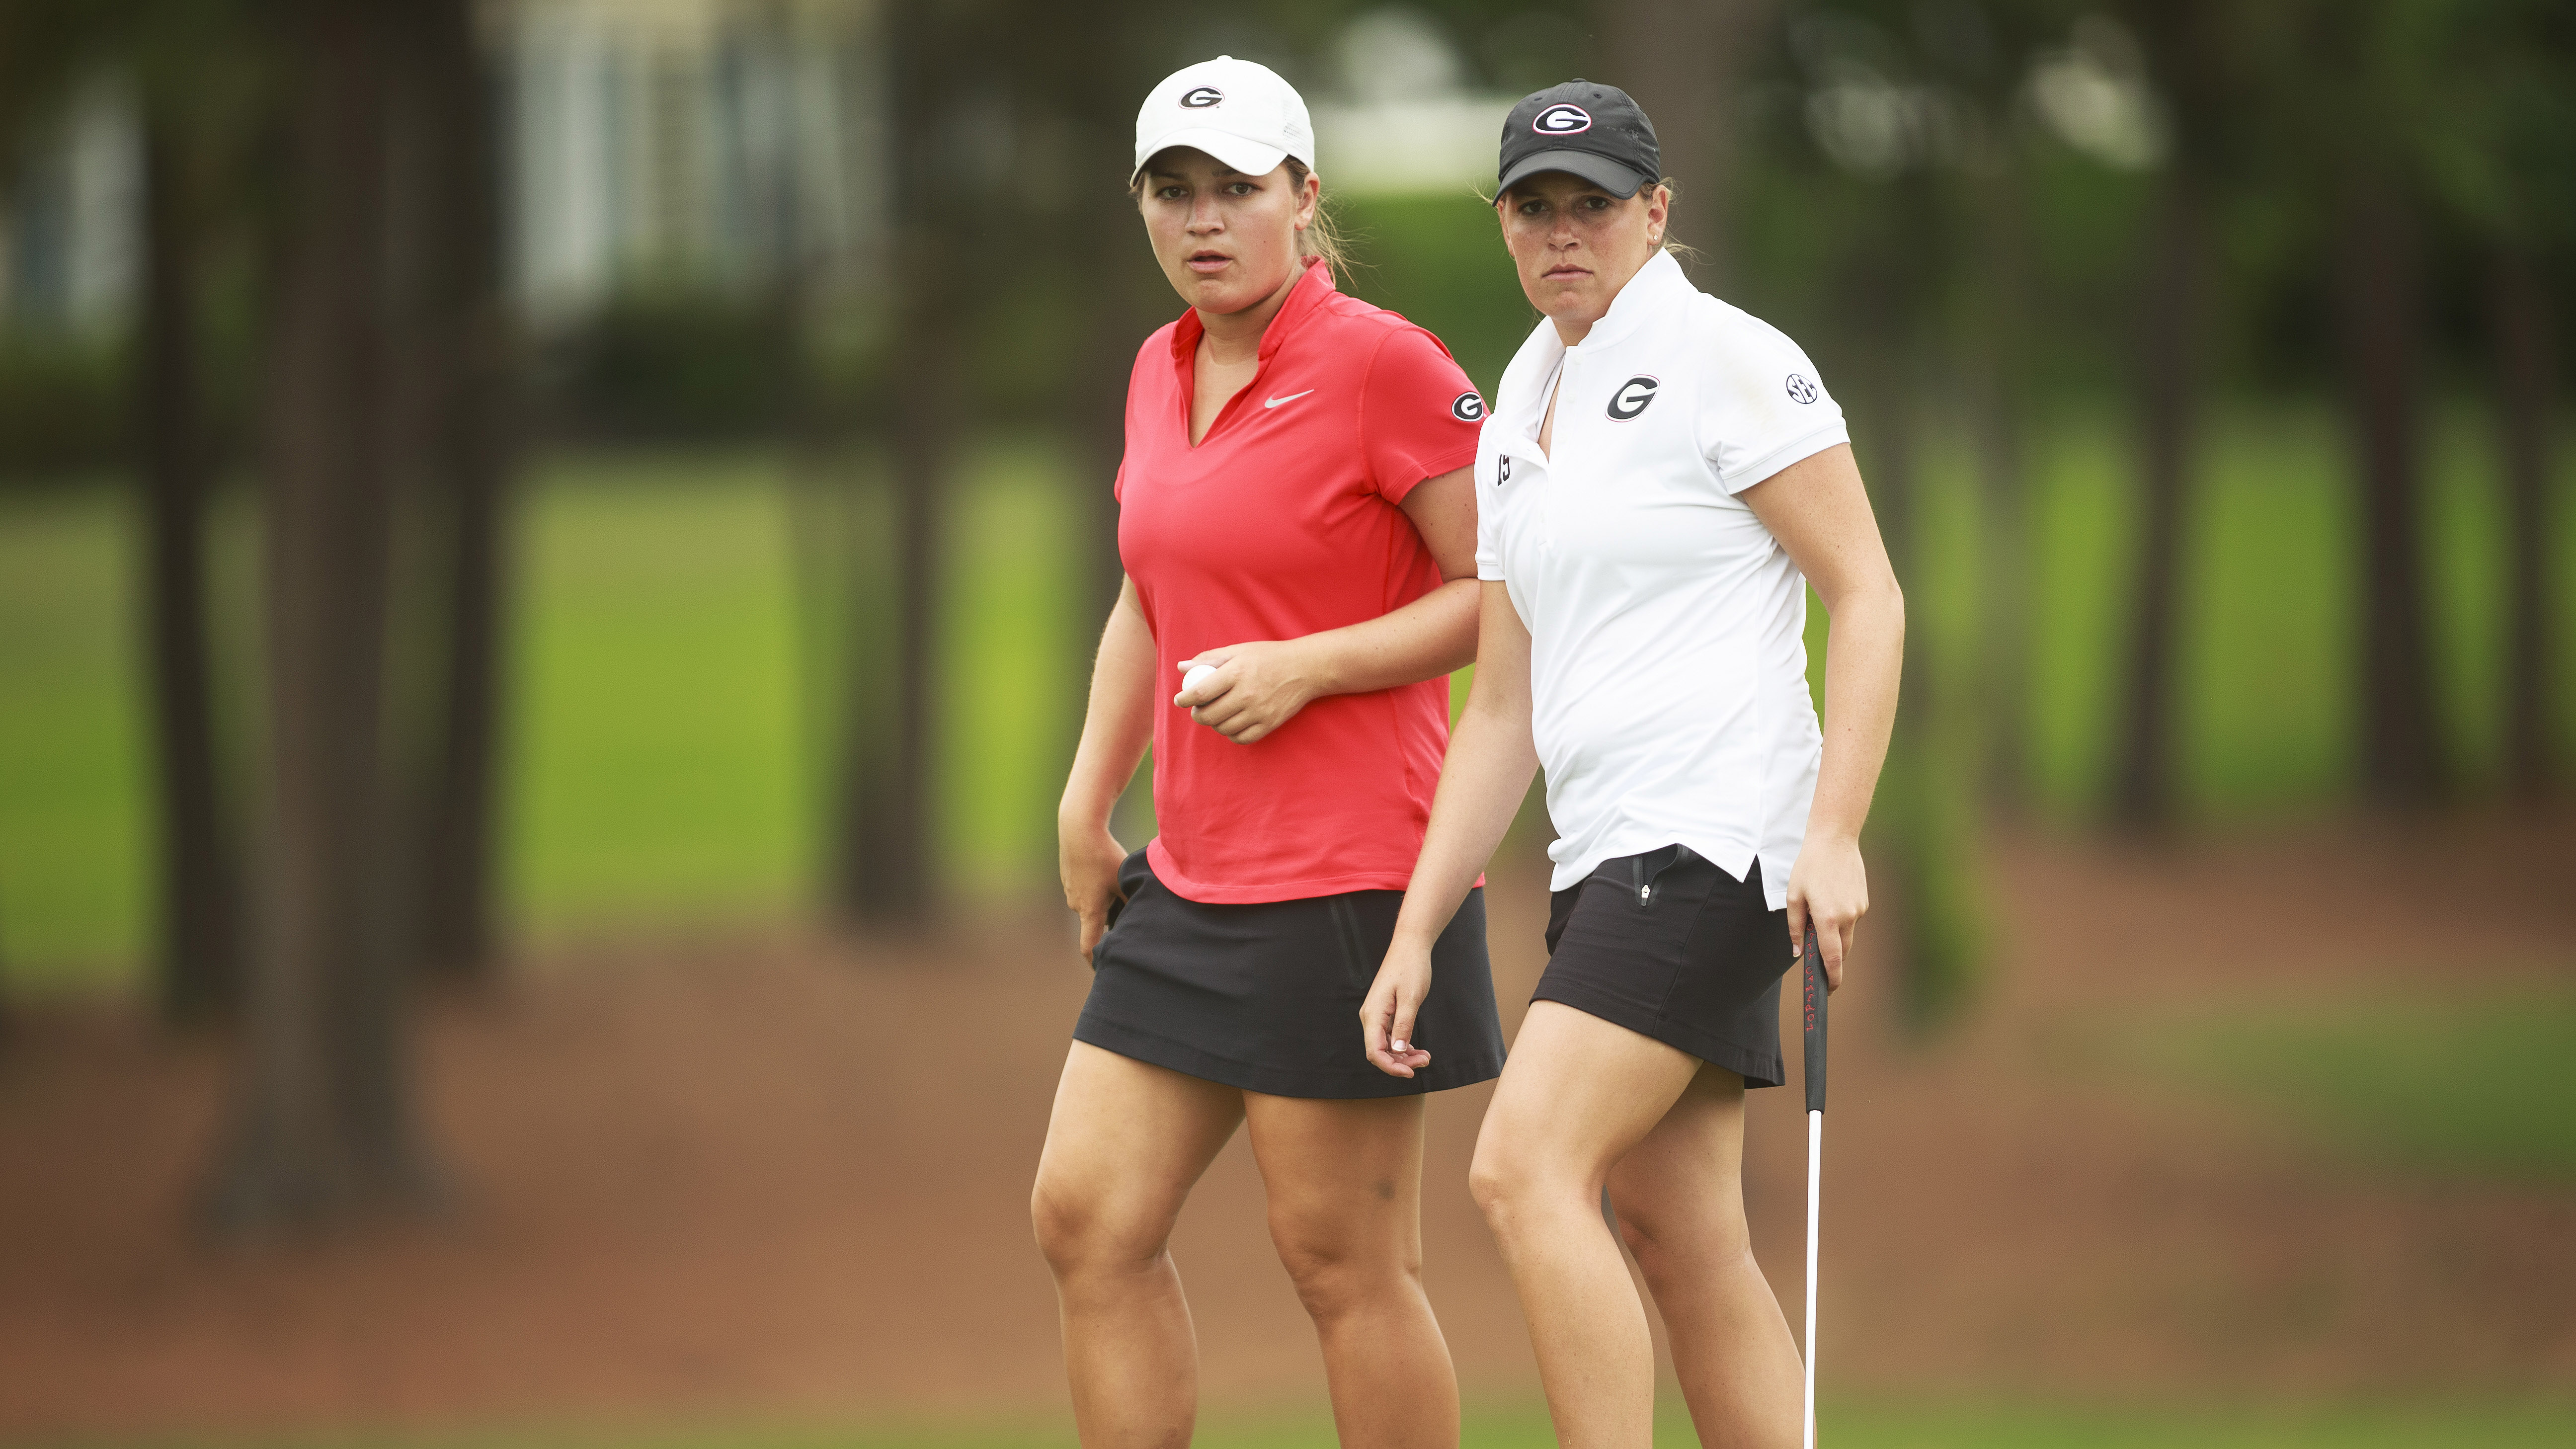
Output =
[
  {"x1": 0, "y1": 0, "x2": 880, "y2": 333},
  {"x1": 504, "y1": 0, "x2": 880, "y2": 320},
  {"x1": 0, "y1": 80, "x2": 141, "y2": 336},
  {"x1": 1312, "y1": 9, "x2": 1519, "y2": 198},
  {"x1": 0, "y1": 2, "x2": 1525, "y2": 333}
]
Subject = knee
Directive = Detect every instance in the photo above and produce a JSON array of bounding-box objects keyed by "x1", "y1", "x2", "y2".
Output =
[
  {"x1": 1609, "y1": 1190, "x2": 1746, "y2": 1282},
  {"x1": 1270, "y1": 1219, "x2": 1411, "y2": 1325},
  {"x1": 1611, "y1": 1197, "x2": 1681, "y2": 1272},
  {"x1": 1468, "y1": 1136, "x2": 1567, "y2": 1242},
  {"x1": 1030, "y1": 1173, "x2": 1166, "y2": 1284}
]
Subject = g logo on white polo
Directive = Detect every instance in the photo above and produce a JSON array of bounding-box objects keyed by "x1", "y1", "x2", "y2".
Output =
[
  {"x1": 1451, "y1": 391, "x2": 1486, "y2": 422},
  {"x1": 1533, "y1": 104, "x2": 1593, "y2": 134},
  {"x1": 1607, "y1": 375, "x2": 1660, "y2": 420},
  {"x1": 1496, "y1": 456, "x2": 1512, "y2": 485},
  {"x1": 1785, "y1": 373, "x2": 1819, "y2": 404},
  {"x1": 1180, "y1": 86, "x2": 1223, "y2": 108}
]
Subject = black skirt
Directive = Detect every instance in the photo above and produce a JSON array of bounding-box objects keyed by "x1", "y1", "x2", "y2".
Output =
[
  {"x1": 1535, "y1": 845, "x2": 1791, "y2": 1088},
  {"x1": 1075, "y1": 848, "x2": 1507, "y2": 1099}
]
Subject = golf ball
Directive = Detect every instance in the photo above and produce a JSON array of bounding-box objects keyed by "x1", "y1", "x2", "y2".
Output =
[{"x1": 1182, "y1": 663, "x2": 1218, "y2": 697}]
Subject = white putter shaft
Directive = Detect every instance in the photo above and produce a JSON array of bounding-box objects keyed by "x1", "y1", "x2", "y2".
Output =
[
  {"x1": 1799, "y1": 926, "x2": 1829, "y2": 1449},
  {"x1": 1803, "y1": 1105, "x2": 1822, "y2": 1449}
]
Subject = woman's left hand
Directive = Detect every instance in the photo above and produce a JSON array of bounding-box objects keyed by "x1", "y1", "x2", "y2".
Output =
[
  {"x1": 1173, "y1": 640, "x2": 1323, "y2": 745},
  {"x1": 1784, "y1": 832, "x2": 1868, "y2": 993}
]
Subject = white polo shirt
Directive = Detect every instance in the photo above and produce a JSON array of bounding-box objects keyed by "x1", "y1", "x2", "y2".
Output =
[{"x1": 1473, "y1": 249, "x2": 1848, "y2": 909}]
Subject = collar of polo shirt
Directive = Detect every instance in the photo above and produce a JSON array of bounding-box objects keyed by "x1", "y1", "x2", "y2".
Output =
[{"x1": 1553, "y1": 249, "x2": 1690, "y2": 358}]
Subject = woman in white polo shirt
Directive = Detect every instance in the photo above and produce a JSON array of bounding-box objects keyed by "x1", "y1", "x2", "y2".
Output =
[{"x1": 1361, "y1": 81, "x2": 1904, "y2": 1446}]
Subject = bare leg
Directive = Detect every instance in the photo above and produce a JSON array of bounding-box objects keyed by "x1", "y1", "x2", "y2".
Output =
[
  {"x1": 1468, "y1": 1002, "x2": 1705, "y2": 1449},
  {"x1": 1608, "y1": 1063, "x2": 1803, "y2": 1449},
  {"x1": 1032, "y1": 1043, "x2": 1244, "y2": 1448},
  {"x1": 1245, "y1": 1091, "x2": 1459, "y2": 1449}
]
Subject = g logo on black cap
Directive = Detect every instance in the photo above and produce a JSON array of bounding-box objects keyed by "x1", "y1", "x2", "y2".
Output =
[
  {"x1": 1451, "y1": 392, "x2": 1486, "y2": 422},
  {"x1": 1608, "y1": 375, "x2": 1659, "y2": 420},
  {"x1": 1180, "y1": 86, "x2": 1223, "y2": 108},
  {"x1": 1533, "y1": 104, "x2": 1593, "y2": 134}
]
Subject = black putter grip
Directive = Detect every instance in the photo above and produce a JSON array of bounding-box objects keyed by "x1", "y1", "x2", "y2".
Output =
[{"x1": 1802, "y1": 925, "x2": 1829, "y2": 1114}]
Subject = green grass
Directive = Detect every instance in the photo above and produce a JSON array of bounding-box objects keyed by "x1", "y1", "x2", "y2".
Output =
[
  {"x1": 2, "y1": 406, "x2": 2572, "y2": 985},
  {"x1": 17, "y1": 1399, "x2": 2576, "y2": 1449},
  {"x1": 504, "y1": 452, "x2": 813, "y2": 940},
  {"x1": 0, "y1": 485, "x2": 148, "y2": 983},
  {"x1": 2126, "y1": 983, "x2": 2576, "y2": 1181},
  {"x1": 0, "y1": 442, "x2": 1098, "y2": 984}
]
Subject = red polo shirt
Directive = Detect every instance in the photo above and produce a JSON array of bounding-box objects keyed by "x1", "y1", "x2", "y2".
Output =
[{"x1": 1117, "y1": 258, "x2": 1483, "y2": 903}]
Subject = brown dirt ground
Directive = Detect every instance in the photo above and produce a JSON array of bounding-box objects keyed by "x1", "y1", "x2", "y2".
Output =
[{"x1": 2, "y1": 813, "x2": 2574, "y2": 1440}]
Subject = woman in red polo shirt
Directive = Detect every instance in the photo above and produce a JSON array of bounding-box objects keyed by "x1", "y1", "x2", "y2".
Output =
[{"x1": 1029, "y1": 56, "x2": 1505, "y2": 1448}]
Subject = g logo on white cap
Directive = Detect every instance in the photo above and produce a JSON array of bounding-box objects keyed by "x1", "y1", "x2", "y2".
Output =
[
  {"x1": 1180, "y1": 86, "x2": 1222, "y2": 108},
  {"x1": 1533, "y1": 104, "x2": 1593, "y2": 134}
]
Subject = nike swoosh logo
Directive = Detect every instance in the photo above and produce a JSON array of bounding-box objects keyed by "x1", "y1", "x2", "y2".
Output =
[{"x1": 1263, "y1": 390, "x2": 1315, "y2": 409}]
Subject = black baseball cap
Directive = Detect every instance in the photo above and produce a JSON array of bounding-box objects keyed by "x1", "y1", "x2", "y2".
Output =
[{"x1": 1497, "y1": 80, "x2": 1660, "y2": 199}]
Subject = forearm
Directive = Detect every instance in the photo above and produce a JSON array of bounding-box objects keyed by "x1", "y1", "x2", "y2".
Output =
[
  {"x1": 1289, "y1": 576, "x2": 1480, "y2": 698},
  {"x1": 1809, "y1": 583, "x2": 1904, "y2": 843},
  {"x1": 1059, "y1": 585, "x2": 1158, "y2": 831},
  {"x1": 1389, "y1": 682, "x2": 1538, "y2": 952}
]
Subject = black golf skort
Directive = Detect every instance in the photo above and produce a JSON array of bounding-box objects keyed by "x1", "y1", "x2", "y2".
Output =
[
  {"x1": 1074, "y1": 847, "x2": 1507, "y2": 1099},
  {"x1": 1535, "y1": 844, "x2": 1793, "y2": 1087}
]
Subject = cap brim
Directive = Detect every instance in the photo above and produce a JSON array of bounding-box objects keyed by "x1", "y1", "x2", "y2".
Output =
[
  {"x1": 1496, "y1": 149, "x2": 1651, "y2": 199},
  {"x1": 1131, "y1": 129, "x2": 1293, "y2": 184}
]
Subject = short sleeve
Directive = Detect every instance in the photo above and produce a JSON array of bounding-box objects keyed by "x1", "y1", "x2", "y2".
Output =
[
  {"x1": 1361, "y1": 326, "x2": 1485, "y2": 503},
  {"x1": 1695, "y1": 312, "x2": 1851, "y2": 495},
  {"x1": 1473, "y1": 435, "x2": 1506, "y2": 580}
]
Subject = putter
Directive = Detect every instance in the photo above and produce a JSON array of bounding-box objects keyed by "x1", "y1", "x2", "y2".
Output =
[{"x1": 1801, "y1": 924, "x2": 1829, "y2": 1449}]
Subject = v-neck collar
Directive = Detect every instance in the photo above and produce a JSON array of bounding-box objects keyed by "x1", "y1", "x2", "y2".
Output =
[{"x1": 1171, "y1": 257, "x2": 1336, "y2": 448}]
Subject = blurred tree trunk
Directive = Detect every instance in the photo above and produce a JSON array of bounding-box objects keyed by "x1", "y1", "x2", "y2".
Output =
[
  {"x1": 2335, "y1": 174, "x2": 2444, "y2": 806},
  {"x1": 2490, "y1": 241, "x2": 2557, "y2": 797},
  {"x1": 2111, "y1": 0, "x2": 2231, "y2": 830},
  {"x1": 207, "y1": 1, "x2": 438, "y2": 1230},
  {"x1": 1600, "y1": 0, "x2": 1773, "y2": 287},
  {"x1": 1025, "y1": 0, "x2": 1160, "y2": 630},
  {"x1": 1840, "y1": 198, "x2": 1980, "y2": 1031},
  {"x1": 832, "y1": 0, "x2": 956, "y2": 925},
  {"x1": 1004, "y1": 0, "x2": 1196, "y2": 846},
  {"x1": 137, "y1": 100, "x2": 242, "y2": 1022},
  {"x1": 1067, "y1": 123, "x2": 1150, "y2": 626},
  {"x1": 2110, "y1": 169, "x2": 2205, "y2": 828},
  {"x1": 404, "y1": 0, "x2": 516, "y2": 980},
  {"x1": 1968, "y1": 159, "x2": 2036, "y2": 811}
]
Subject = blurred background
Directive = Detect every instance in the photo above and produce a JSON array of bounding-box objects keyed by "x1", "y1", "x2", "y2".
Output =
[{"x1": 0, "y1": 0, "x2": 2571, "y2": 1445}]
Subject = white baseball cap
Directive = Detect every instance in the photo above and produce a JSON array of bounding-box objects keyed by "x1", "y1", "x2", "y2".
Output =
[{"x1": 1132, "y1": 56, "x2": 1315, "y2": 184}]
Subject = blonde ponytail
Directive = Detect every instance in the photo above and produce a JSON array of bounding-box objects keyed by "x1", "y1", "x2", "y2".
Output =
[{"x1": 1282, "y1": 158, "x2": 1352, "y2": 280}]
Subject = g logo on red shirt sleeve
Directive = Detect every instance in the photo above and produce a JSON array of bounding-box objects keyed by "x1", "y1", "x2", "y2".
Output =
[{"x1": 1451, "y1": 391, "x2": 1486, "y2": 422}]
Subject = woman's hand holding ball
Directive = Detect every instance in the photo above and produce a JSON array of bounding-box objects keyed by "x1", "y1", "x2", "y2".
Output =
[{"x1": 1173, "y1": 642, "x2": 1321, "y2": 745}]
